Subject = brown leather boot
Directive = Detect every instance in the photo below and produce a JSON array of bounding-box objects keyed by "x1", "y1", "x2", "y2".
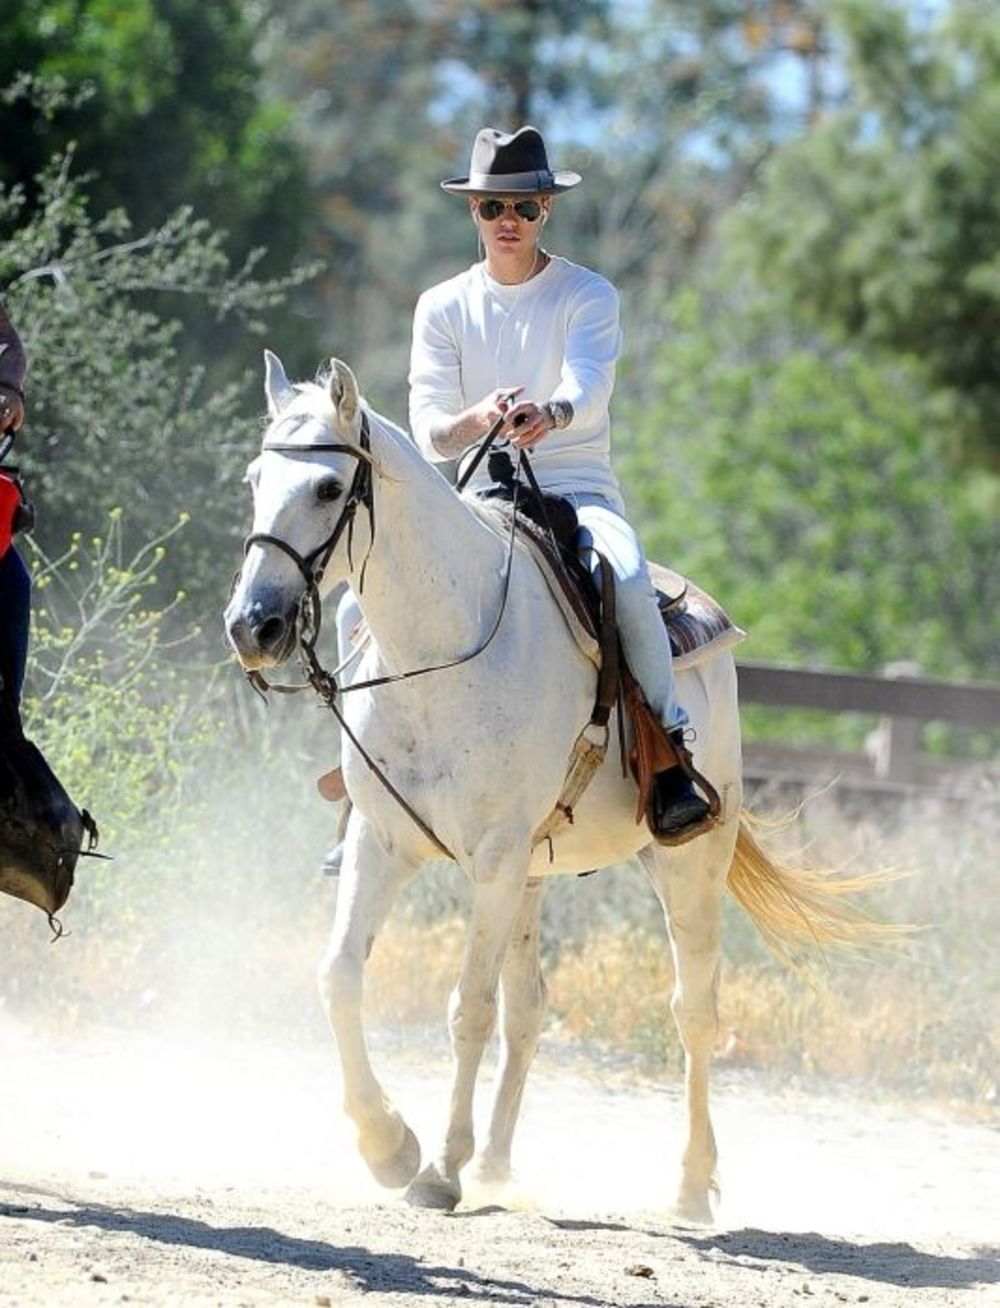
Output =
[{"x1": 650, "y1": 729, "x2": 716, "y2": 846}]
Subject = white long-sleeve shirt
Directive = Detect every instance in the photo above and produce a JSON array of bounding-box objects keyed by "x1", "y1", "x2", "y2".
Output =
[{"x1": 409, "y1": 255, "x2": 625, "y2": 505}]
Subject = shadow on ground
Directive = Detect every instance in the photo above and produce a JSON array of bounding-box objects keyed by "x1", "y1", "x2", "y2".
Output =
[
  {"x1": 0, "y1": 1187, "x2": 675, "y2": 1308},
  {"x1": 675, "y1": 1228, "x2": 1000, "y2": 1291},
  {"x1": 4, "y1": 1183, "x2": 995, "y2": 1302}
]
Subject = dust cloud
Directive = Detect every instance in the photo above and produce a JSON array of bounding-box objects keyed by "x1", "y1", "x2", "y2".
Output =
[{"x1": 2, "y1": 746, "x2": 998, "y2": 1250}]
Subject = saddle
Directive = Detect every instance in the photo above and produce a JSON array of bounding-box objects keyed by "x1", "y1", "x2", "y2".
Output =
[
  {"x1": 483, "y1": 495, "x2": 744, "y2": 673},
  {"x1": 480, "y1": 480, "x2": 744, "y2": 848}
]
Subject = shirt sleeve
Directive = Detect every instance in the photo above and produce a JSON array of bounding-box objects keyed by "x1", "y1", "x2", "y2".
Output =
[
  {"x1": 408, "y1": 290, "x2": 464, "y2": 463},
  {"x1": 549, "y1": 278, "x2": 621, "y2": 431}
]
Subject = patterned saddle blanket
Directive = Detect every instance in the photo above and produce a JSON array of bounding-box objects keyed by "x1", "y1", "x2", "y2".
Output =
[
  {"x1": 649, "y1": 562, "x2": 746, "y2": 670},
  {"x1": 484, "y1": 502, "x2": 746, "y2": 671}
]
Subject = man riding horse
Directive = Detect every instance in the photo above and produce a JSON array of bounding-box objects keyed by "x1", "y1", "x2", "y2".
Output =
[
  {"x1": 409, "y1": 125, "x2": 715, "y2": 842},
  {"x1": 224, "y1": 130, "x2": 884, "y2": 1220},
  {"x1": 320, "y1": 126, "x2": 717, "y2": 876}
]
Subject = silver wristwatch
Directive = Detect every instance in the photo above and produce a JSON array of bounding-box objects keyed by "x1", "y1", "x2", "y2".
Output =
[{"x1": 543, "y1": 399, "x2": 573, "y2": 430}]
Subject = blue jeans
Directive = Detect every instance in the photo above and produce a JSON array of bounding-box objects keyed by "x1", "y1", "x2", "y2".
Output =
[
  {"x1": 567, "y1": 492, "x2": 686, "y2": 730},
  {"x1": 0, "y1": 546, "x2": 30, "y2": 703}
]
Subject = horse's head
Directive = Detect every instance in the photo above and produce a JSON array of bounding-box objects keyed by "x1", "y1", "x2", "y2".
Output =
[{"x1": 225, "y1": 350, "x2": 372, "y2": 670}]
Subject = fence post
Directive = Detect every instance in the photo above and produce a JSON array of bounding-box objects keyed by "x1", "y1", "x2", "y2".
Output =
[{"x1": 867, "y1": 661, "x2": 922, "y2": 783}]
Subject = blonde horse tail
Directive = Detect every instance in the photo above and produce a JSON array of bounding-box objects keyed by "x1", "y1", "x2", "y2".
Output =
[{"x1": 727, "y1": 812, "x2": 907, "y2": 966}]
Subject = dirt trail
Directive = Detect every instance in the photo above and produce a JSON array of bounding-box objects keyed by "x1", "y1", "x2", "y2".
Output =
[{"x1": 1, "y1": 1018, "x2": 997, "y2": 1307}]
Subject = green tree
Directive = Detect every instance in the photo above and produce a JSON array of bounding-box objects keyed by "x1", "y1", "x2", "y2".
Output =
[
  {"x1": 730, "y1": 0, "x2": 1000, "y2": 468},
  {"x1": 0, "y1": 147, "x2": 311, "y2": 612},
  {"x1": 621, "y1": 289, "x2": 999, "y2": 687},
  {"x1": 24, "y1": 513, "x2": 211, "y2": 848},
  {"x1": 256, "y1": 0, "x2": 460, "y2": 404},
  {"x1": 544, "y1": 0, "x2": 835, "y2": 394},
  {"x1": 0, "y1": 1, "x2": 310, "y2": 275}
]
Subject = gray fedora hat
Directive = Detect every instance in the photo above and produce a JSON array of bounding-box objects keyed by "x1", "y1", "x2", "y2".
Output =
[{"x1": 441, "y1": 125, "x2": 581, "y2": 195}]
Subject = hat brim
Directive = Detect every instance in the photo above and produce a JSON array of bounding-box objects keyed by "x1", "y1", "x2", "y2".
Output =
[{"x1": 441, "y1": 169, "x2": 581, "y2": 195}]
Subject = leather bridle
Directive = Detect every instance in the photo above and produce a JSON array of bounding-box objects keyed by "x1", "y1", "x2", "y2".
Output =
[
  {"x1": 242, "y1": 410, "x2": 376, "y2": 662},
  {"x1": 235, "y1": 407, "x2": 523, "y2": 858}
]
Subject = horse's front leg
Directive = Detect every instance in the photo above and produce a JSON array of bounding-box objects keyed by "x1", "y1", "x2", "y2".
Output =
[
  {"x1": 638, "y1": 820, "x2": 737, "y2": 1224},
  {"x1": 318, "y1": 811, "x2": 421, "y2": 1188},
  {"x1": 406, "y1": 835, "x2": 531, "y2": 1211},
  {"x1": 472, "y1": 878, "x2": 546, "y2": 1188}
]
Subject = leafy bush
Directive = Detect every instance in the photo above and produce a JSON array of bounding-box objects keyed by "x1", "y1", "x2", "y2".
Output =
[
  {"x1": 23, "y1": 511, "x2": 211, "y2": 851},
  {"x1": 0, "y1": 143, "x2": 315, "y2": 617}
]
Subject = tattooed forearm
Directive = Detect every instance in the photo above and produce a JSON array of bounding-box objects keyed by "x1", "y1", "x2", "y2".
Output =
[{"x1": 427, "y1": 411, "x2": 488, "y2": 459}]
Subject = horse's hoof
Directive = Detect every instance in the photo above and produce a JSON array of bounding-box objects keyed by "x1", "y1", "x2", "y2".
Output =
[
  {"x1": 405, "y1": 1164, "x2": 461, "y2": 1211},
  {"x1": 671, "y1": 1189, "x2": 715, "y2": 1225},
  {"x1": 368, "y1": 1124, "x2": 421, "y2": 1189}
]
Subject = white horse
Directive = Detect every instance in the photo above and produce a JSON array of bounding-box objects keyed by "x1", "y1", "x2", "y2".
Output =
[{"x1": 225, "y1": 354, "x2": 874, "y2": 1221}]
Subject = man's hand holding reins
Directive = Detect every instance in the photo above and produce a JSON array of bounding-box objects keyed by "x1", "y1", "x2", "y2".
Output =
[
  {"x1": 502, "y1": 399, "x2": 555, "y2": 450},
  {"x1": 473, "y1": 386, "x2": 522, "y2": 434}
]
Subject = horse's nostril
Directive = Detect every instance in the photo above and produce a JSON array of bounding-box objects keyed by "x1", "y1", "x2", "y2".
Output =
[{"x1": 256, "y1": 616, "x2": 287, "y2": 650}]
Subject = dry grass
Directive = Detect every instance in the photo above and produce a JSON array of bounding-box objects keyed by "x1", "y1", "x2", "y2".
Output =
[
  {"x1": 364, "y1": 917, "x2": 465, "y2": 1025},
  {"x1": 3, "y1": 762, "x2": 995, "y2": 1113},
  {"x1": 356, "y1": 788, "x2": 998, "y2": 1111},
  {"x1": 547, "y1": 934, "x2": 998, "y2": 1105},
  {"x1": 359, "y1": 915, "x2": 998, "y2": 1109}
]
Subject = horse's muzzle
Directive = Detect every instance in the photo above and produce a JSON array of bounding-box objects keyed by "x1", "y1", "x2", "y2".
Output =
[{"x1": 225, "y1": 595, "x2": 298, "y2": 669}]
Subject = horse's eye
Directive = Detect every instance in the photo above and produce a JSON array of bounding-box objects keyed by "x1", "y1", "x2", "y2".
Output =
[{"x1": 317, "y1": 478, "x2": 342, "y2": 503}]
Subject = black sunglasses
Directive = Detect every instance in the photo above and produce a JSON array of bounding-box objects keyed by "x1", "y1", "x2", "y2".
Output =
[{"x1": 477, "y1": 198, "x2": 543, "y2": 222}]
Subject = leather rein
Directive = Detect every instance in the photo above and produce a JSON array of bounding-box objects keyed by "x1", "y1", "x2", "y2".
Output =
[{"x1": 238, "y1": 408, "x2": 524, "y2": 858}]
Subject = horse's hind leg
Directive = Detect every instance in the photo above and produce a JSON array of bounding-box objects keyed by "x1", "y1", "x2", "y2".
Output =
[
  {"x1": 406, "y1": 838, "x2": 530, "y2": 1211},
  {"x1": 318, "y1": 812, "x2": 421, "y2": 1189},
  {"x1": 473, "y1": 878, "x2": 546, "y2": 1187},
  {"x1": 638, "y1": 820, "x2": 737, "y2": 1223}
]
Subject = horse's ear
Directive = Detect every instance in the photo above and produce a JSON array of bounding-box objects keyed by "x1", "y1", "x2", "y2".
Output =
[
  {"x1": 328, "y1": 358, "x2": 359, "y2": 426},
  {"x1": 264, "y1": 350, "x2": 295, "y2": 418}
]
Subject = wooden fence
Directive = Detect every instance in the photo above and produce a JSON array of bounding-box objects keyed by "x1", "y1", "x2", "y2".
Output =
[{"x1": 736, "y1": 659, "x2": 1000, "y2": 798}]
